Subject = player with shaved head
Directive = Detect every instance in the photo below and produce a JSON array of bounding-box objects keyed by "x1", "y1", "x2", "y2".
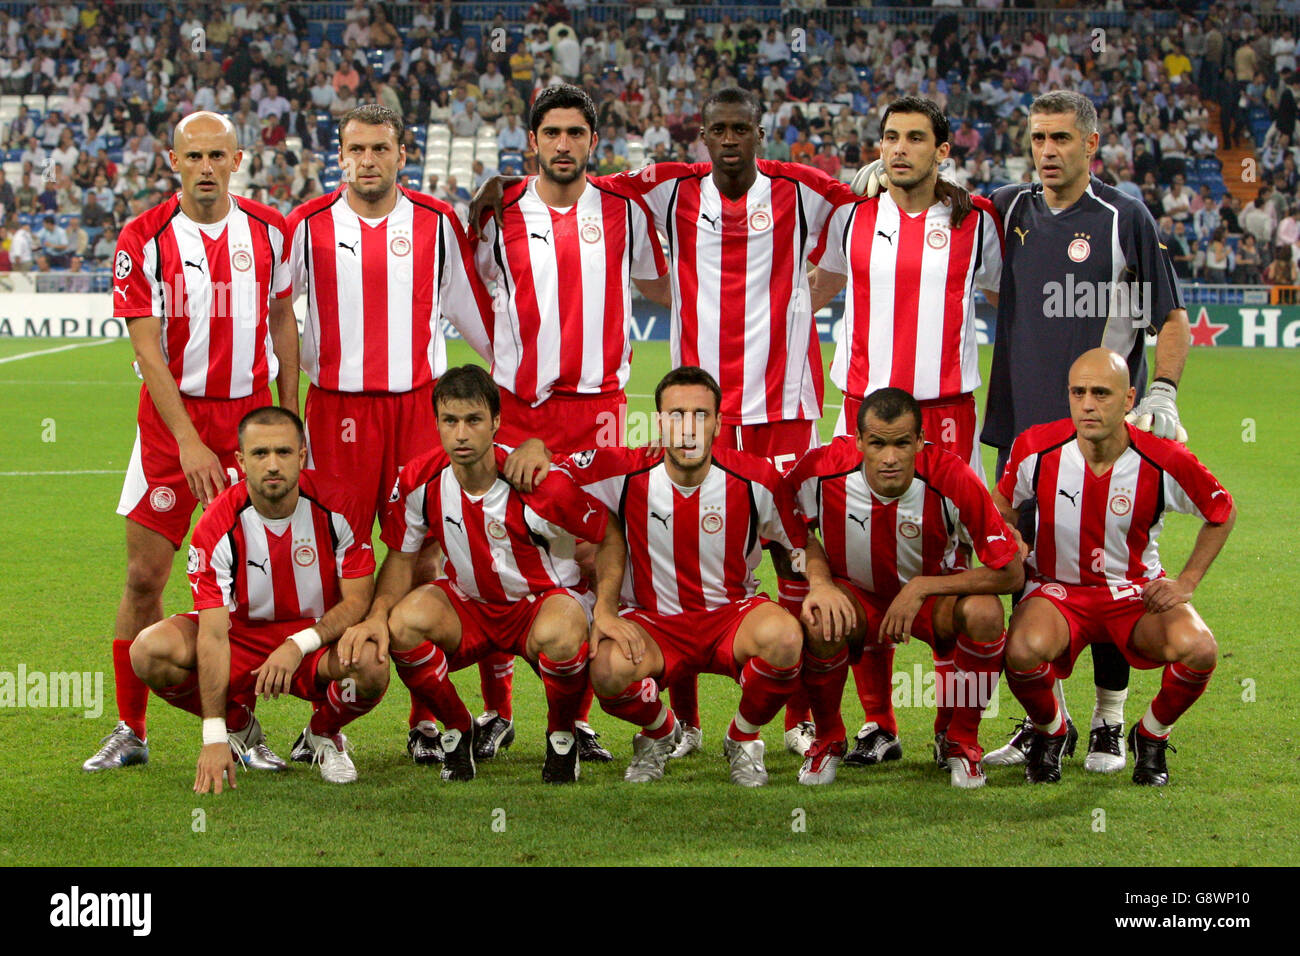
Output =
[
  {"x1": 85, "y1": 111, "x2": 301, "y2": 772},
  {"x1": 993, "y1": 348, "x2": 1235, "y2": 786}
]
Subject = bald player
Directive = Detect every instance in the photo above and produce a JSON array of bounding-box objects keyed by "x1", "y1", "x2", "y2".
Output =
[
  {"x1": 85, "y1": 111, "x2": 301, "y2": 772},
  {"x1": 993, "y1": 349, "x2": 1234, "y2": 786}
]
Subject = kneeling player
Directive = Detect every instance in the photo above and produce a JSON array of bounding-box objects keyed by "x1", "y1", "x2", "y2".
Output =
[
  {"x1": 131, "y1": 408, "x2": 386, "y2": 790},
  {"x1": 356, "y1": 366, "x2": 621, "y2": 783},
  {"x1": 994, "y1": 349, "x2": 1234, "y2": 785},
  {"x1": 791, "y1": 388, "x2": 1024, "y2": 787},
  {"x1": 566, "y1": 367, "x2": 807, "y2": 787}
]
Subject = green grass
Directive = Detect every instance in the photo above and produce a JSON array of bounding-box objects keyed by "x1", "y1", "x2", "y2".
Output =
[{"x1": 1, "y1": 338, "x2": 1297, "y2": 866}]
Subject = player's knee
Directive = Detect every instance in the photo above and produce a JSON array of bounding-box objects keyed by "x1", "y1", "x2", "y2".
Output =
[
  {"x1": 959, "y1": 596, "x2": 1006, "y2": 643},
  {"x1": 388, "y1": 595, "x2": 436, "y2": 650},
  {"x1": 129, "y1": 625, "x2": 166, "y2": 684},
  {"x1": 589, "y1": 644, "x2": 633, "y2": 697},
  {"x1": 756, "y1": 613, "x2": 803, "y2": 668},
  {"x1": 533, "y1": 600, "x2": 588, "y2": 661},
  {"x1": 347, "y1": 646, "x2": 389, "y2": 699},
  {"x1": 1003, "y1": 630, "x2": 1044, "y2": 673},
  {"x1": 1181, "y1": 627, "x2": 1218, "y2": 672},
  {"x1": 123, "y1": 553, "x2": 169, "y2": 602}
]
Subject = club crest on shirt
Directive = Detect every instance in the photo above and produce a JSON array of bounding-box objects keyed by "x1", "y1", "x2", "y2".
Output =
[
  {"x1": 1109, "y1": 492, "x2": 1133, "y2": 516},
  {"x1": 487, "y1": 518, "x2": 508, "y2": 540},
  {"x1": 1040, "y1": 583, "x2": 1068, "y2": 600},
  {"x1": 748, "y1": 206, "x2": 771, "y2": 232},
  {"x1": 899, "y1": 520, "x2": 921, "y2": 539},
  {"x1": 1068, "y1": 233, "x2": 1091, "y2": 262},
  {"x1": 926, "y1": 227, "x2": 948, "y2": 249},
  {"x1": 701, "y1": 511, "x2": 723, "y2": 534},
  {"x1": 390, "y1": 234, "x2": 411, "y2": 257},
  {"x1": 293, "y1": 542, "x2": 317, "y2": 567},
  {"x1": 149, "y1": 487, "x2": 176, "y2": 512},
  {"x1": 231, "y1": 246, "x2": 254, "y2": 272},
  {"x1": 114, "y1": 250, "x2": 133, "y2": 279},
  {"x1": 580, "y1": 219, "x2": 602, "y2": 244}
]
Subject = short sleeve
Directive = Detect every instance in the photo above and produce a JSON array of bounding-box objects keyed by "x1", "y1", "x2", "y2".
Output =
[{"x1": 112, "y1": 225, "x2": 155, "y2": 319}]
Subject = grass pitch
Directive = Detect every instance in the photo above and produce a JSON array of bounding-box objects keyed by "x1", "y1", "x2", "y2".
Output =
[{"x1": 0, "y1": 336, "x2": 1296, "y2": 866}]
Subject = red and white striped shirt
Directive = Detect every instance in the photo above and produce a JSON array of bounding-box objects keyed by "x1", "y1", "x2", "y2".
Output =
[
  {"x1": 381, "y1": 444, "x2": 609, "y2": 604},
  {"x1": 789, "y1": 436, "x2": 1018, "y2": 597},
  {"x1": 187, "y1": 470, "x2": 374, "y2": 627},
  {"x1": 286, "y1": 185, "x2": 494, "y2": 393},
  {"x1": 812, "y1": 192, "x2": 1003, "y2": 402},
  {"x1": 601, "y1": 161, "x2": 853, "y2": 425},
  {"x1": 560, "y1": 445, "x2": 806, "y2": 614},
  {"x1": 998, "y1": 420, "x2": 1234, "y2": 590},
  {"x1": 113, "y1": 193, "x2": 290, "y2": 399},
  {"x1": 472, "y1": 178, "x2": 666, "y2": 404}
]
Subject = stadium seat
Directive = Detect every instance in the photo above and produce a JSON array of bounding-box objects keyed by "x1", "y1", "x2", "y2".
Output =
[
  {"x1": 46, "y1": 95, "x2": 68, "y2": 114},
  {"x1": 0, "y1": 94, "x2": 22, "y2": 113},
  {"x1": 499, "y1": 152, "x2": 523, "y2": 175},
  {"x1": 23, "y1": 94, "x2": 46, "y2": 112}
]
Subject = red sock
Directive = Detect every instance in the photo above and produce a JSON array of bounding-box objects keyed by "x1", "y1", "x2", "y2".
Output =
[
  {"x1": 1147, "y1": 661, "x2": 1214, "y2": 733},
  {"x1": 1006, "y1": 661, "x2": 1062, "y2": 733},
  {"x1": 598, "y1": 677, "x2": 674, "y2": 736},
  {"x1": 932, "y1": 652, "x2": 954, "y2": 735},
  {"x1": 479, "y1": 652, "x2": 514, "y2": 720},
  {"x1": 538, "y1": 648, "x2": 589, "y2": 734},
  {"x1": 310, "y1": 678, "x2": 384, "y2": 738},
  {"x1": 408, "y1": 696, "x2": 437, "y2": 730},
  {"x1": 777, "y1": 578, "x2": 812, "y2": 729},
  {"x1": 666, "y1": 674, "x2": 700, "y2": 728},
  {"x1": 730, "y1": 658, "x2": 800, "y2": 741},
  {"x1": 113, "y1": 638, "x2": 149, "y2": 739},
  {"x1": 802, "y1": 647, "x2": 849, "y2": 743},
  {"x1": 947, "y1": 632, "x2": 1006, "y2": 758},
  {"x1": 852, "y1": 644, "x2": 897, "y2": 735},
  {"x1": 578, "y1": 683, "x2": 595, "y2": 723},
  {"x1": 392, "y1": 642, "x2": 471, "y2": 733}
]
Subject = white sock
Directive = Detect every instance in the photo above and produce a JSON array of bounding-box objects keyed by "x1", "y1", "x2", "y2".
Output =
[
  {"x1": 1140, "y1": 705, "x2": 1173, "y2": 739},
  {"x1": 1033, "y1": 711, "x2": 1064, "y2": 736},
  {"x1": 1052, "y1": 679, "x2": 1072, "y2": 723},
  {"x1": 1092, "y1": 687, "x2": 1128, "y2": 728}
]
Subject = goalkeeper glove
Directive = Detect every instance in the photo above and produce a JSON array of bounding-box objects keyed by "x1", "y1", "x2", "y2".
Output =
[
  {"x1": 850, "y1": 158, "x2": 888, "y2": 197},
  {"x1": 1126, "y1": 379, "x2": 1188, "y2": 443}
]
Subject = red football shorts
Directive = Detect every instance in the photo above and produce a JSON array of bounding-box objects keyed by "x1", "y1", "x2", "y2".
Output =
[
  {"x1": 837, "y1": 392, "x2": 982, "y2": 480},
  {"x1": 835, "y1": 577, "x2": 942, "y2": 659},
  {"x1": 435, "y1": 578, "x2": 595, "y2": 671},
  {"x1": 1021, "y1": 578, "x2": 1163, "y2": 675},
  {"x1": 117, "y1": 386, "x2": 273, "y2": 547},
  {"x1": 495, "y1": 387, "x2": 628, "y2": 455},
  {"x1": 166, "y1": 612, "x2": 330, "y2": 703},
  {"x1": 304, "y1": 381, "x2": 437, "y2": 531},
  {"x1": 620, "y1": 596, "x2": 774, "y2": 686},
  {"x1": 713, "y1": 418, "x2": 820, "y2": 474}
]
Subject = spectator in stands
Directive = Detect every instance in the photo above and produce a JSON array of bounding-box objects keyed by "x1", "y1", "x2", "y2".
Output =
[
  {"x1": 595, "y1": 143, "x2": 627, "y2": 176},
  {"x1": 330, "y1": 84, "x2": 358, "y2": 119},
  {"x1": 1203, "y1": 228, "x2": 1232, "y2": 283},
  {"x1": 0, "y1": 170, "x2": 14, "y2": 219},
  {"x1": 450, "y1": 100, "x2": 483, "y2": 138},
  {"x1": 8, "y1": 221, "x2": 33, "y2": 272},
  {"x1": 1265, "y1": 247, "x2": 1298, "y2": 285},
  {"x1": 34, "y1": 214, "x2": 69, "y2": 267},
  {"x1": 790, "y1": 129, "x2": 815, "y2": 165},
  {"x1": 333, "y1": 58, "x2": 361, "y2": 96},
  {"x1": 1163, "y1": 174, "x2": 1194, "y2": 224},
  {"x1": 445, "y1": 174, "x2": 470, "y2": 203},
  {"x1": 812, "y1": 141, "x2": 841, "y2": 179},
  {"x1": 841, "y1": 129, "x2": 863, "y2": 171},
  {"x1": 1235, "y1": 233, "x2": 1263, "y2": 283},
  {"x1": 1242, "y1": 186, "x2": 1279, "y2": 245},
  {"x1": 64, "y1": 214, "x2": 88, "y2": 258}
]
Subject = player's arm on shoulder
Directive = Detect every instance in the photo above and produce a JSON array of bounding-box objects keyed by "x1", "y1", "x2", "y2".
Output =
[
  {"x1": 194, "y1": 606, "x2": 239, "y2": 795},
  {"x1": 126, "y1": 314, "x2": 226, "y2": 506},
  {"x1": 268, "y1": 295, "x2": 300, "y2": 416},
  {"x1": 633, "y1": 273, "x2": 671, "y2": 307},
  {"x1": 808, "y1": 265, "x2": 847, "y2": 312},
  {"x1": 503, "y1": 437, "x2": 553, "y2": 492},
  {"x1": 467, "y1": 173, "x2": 523, "y2": 241}
]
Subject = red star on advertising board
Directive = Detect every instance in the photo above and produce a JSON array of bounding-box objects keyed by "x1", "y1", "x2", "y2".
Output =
[{"x1": 1188, "y1": 307, "x2": 1229, "y2": 347}]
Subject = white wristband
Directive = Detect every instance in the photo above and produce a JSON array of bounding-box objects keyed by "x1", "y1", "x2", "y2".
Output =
[
  {"x1": 201, "y1": 718, "x2": 228, "y2": 746},
  {"x1": 288, "y1": 627, "x2": 322, "y2": 655}
]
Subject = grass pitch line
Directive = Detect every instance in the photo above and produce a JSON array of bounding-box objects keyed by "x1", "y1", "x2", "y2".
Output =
[
  {"x1": 0, "y1": 469, "x2": 123, "y2": 476},
  {"x1": 0, "y1": 339, "x2": 116, "y2": 366}
]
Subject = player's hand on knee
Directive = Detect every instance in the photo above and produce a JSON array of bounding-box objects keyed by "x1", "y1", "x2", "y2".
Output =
[
  {"x1": 879, "y1": 580, "x2": 925, "y2": 644},
  {"x1": 1011, "y1": 527, "x2": 1030, "y2": 562},
  {"x1": 503, "y1": 438, "x2": 552, "y2": 492},
  {"x1": 252, "y1": 642, "x2": 303, "y2": 699},
  {"x1": 803, "y1": 583, "x2": 855, "y2": 643},
  {"x1": 591, "y1": 611, "x2": 644, "y2": 665},
  {"x1": 178, "y1": 434, "x2": 225, "y2": 506},
  {"x1": 1141, "y1": 575, "x2": 1192, "y2": 615},
  {"x1": 340, "y1": 619, "x2": 388, "y2": 662},
  {"x1": 850, "y1": 158, "x2": 888, "y2": 197},
  {"x1": 194, "y1": 743, "x2": 238, "y2": 795}
]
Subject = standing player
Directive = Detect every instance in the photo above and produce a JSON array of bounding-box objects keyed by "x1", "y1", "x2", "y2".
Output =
[
  {"x1": 467, "y1": 85, "x2": 668, "y2": 764},
  {"x1": 359, "y1": 366, "x2": 621, "y2": 783},
  {"x1": 789, "y1": 388, "x2": 1023, "y2": 788},
  {"x1": 980, "y1": 91, "x2": 1191, "y2": 773},
  {"x1": 993, "y1": 349, "x2": 1233, "y2": 785},
  {"x1": 565, "y1": 367, "x2": 808, "y2": 787},
  {"x1": 129, "y1": 407, "x2": 387, "y2": 790},
  {"x1": 806, "y1": 96, "x2": 1003, "y2": 768},
  {"x1": 285, "y1": 104, "x2": 496, "y2": 767},
  {"x1": 85, "y1": 112, "x2": 300, "y2": 772}
]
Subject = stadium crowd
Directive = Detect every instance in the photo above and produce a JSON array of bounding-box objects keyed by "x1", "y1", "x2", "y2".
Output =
[{"x1": 3, "y1": 0, "x2": 1300, "y2": 284}]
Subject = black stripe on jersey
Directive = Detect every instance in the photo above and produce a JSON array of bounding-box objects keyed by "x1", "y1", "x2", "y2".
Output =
[
  {"x1": 839, "y1": 201, "x2": 867, "y2": 261},
  {"x1": 300, "y1": 491, "x2": 341, "y2": 556},
  {"x1": 588, "y1": 180, "x2": 639, "y2": 275},
  {"x1": 1127, "y1": 442, "x2": 1168, "y2": 529},
  {"x1": 814, "y1": 466, "x2": 860, "y2": 532},
  {"x1": 1028, "y1": 433, "x2": 1077, "y2": 503},
  {"x1": 663, "y1": 178, "x2": 683, "y2": 252},
  {"x1": 492, "y1": 189, "x2": 528, "y2": 364},
  {"x1": 148, "y1": 202, "x2": 183, "y2": 291},
  {"x1": 615, "y1": 460, "x2": 661, "y2": 526},
  {"x1": 767, "y1": 173, "x2": 811, "y2": 249},
  {"x1": 295, "y1": 190, "x2": 346, "y2": 291},
  {"x1": 712, "y1": 458, "x2": 762, "y2": 555}
]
